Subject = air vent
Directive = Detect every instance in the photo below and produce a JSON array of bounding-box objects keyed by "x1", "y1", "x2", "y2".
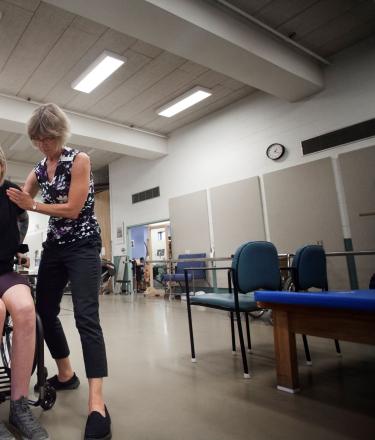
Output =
[
  {"x1": 302, "y1": 118, "x2": 375, "y2": 155},
  {"x1": 132, "y1": 186, "x2": 160, "y2": 204}
]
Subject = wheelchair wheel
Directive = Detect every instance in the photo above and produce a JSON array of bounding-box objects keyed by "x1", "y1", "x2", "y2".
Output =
[
  {"x1": 1, "y1": 315, "x2": 38, "y2": 377},
  {"x1": 39, "y1": 384, "x2": 56, "y2": 410}
]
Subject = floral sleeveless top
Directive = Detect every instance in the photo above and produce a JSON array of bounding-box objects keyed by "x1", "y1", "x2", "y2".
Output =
[{"x1": 34, "y1": 146, "x2": 100, "y2": 245}]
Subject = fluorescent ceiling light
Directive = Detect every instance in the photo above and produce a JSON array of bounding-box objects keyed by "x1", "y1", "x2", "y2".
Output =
[
  {"x1": 157, "y1": 86, "x2": 212, "y2": 117},
  {"x1": 72, "y1": 50, "x2": 126, "y2": 93}
]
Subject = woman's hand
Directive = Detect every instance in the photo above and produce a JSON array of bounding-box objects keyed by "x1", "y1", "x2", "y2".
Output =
[{"x1": 6, "y1": 188, "x2": 35, "y2": 210}]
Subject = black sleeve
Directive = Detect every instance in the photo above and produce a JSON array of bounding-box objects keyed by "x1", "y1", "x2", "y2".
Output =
[
  {"x1": 16, "y1": 206, "x2": 26, "y2": 216},
  {"x1": 7, "y1": 181, "x2": 25, "y2": 216}
]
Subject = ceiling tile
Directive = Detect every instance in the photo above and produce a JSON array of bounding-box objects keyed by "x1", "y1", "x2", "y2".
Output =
[
  {"x1": 193, "y1": 69, "x2": 229, "y2": 88},
  {"x1": 66, "y1": 48, "x2": 151, "y2": 113},
  {"x1": 44, "y1": 28, "x2": 137, "y2": 107},
  {"x1": 86, "y1": 51, "x2": 186, "y2": 118},
  {"x1": 130, "y1": 40, "x2": 163, "y2": 58},
  {"x1": 0, "y1": 1, "x2": 32, "y2": 71},
  {"x1": 319, "y1": 24, "x2": 375, "y2": 58},
  {"x1": 5, "y1": 0, "x2": 40, "y2": 12},
  {"x1": 224, "y1": 0, "x2": 271, "y2": 15},
  {"x1": 178, "y1": 60, "x2": 208, "y2": 76},
  {"x1": 277, "y1": 0, "x2": 361, "y2": 41},
  {"x1": 255, "y1": 0, "x2": 318, "y2": 29},
  {"x1": 0, "y1": 2, "x2": 75, "y2": 95},
  {"x1": 109, "y1": 70, "x2": 196, "y2": 122},
  {"x1": 19, "y1": 26, "x2": 101, "y2": 101},
  {"x1": 298, "y1": 1, "x2": 375, "y2": 51},
  {"x1": 70, "y1": 15, "x2": 107, "y2": 36}
]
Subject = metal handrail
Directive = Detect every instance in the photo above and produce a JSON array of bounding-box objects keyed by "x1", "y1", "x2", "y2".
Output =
[
  {"x1": 146, "y1": 250, "x2": 375, "y2": 291},
  {"x1": 147, "y1": 250, "x2": 375, "y2": 265}
]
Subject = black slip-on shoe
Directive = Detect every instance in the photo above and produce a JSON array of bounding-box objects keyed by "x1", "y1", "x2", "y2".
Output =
[
  {"x1": 34, "y1": 373, "x2": 80, "y2": 392},
  {"x1": 84, "y1": 406, "x2": 111, "y2": 440}
]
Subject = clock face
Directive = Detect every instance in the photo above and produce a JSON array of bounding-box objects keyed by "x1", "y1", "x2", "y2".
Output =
[{"x1": 266, "y1": 143, "x2": 285, "y2": 160}]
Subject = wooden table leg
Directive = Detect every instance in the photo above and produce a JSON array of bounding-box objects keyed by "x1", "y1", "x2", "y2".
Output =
[{"x1": 273, "y1": 310, "x2": 300, "y2": 393}]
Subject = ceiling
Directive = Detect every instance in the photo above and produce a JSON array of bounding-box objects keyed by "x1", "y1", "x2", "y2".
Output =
[
  {"x1": 210, "y1": 0, "x2": 375, "y2": 59},
  {"x1": 0, "y1": 0, "x2": 374, "y2": 171}
]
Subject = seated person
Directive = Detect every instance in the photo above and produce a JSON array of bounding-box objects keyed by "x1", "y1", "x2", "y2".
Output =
[
  {"x1": 0, "y1": 146, "x2": 49, "y2": 440},
  {"x1": 135, "y1": 257, "x2": 146, "y2": 292}
]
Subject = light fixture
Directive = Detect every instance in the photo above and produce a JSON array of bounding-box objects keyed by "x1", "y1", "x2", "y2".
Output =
[
  {"x1": 157, "y1": 86, "x2": 212, "y2": 117},
  {"x1": 72, "y1": 50, "x2": 126, "y2": 93}
]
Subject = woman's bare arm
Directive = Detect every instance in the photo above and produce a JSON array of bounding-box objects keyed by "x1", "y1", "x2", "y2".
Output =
[
  {"x1": 23, "y1": 170, "x2": 39, "y2": 198},
  {"x1": 7, "y1": 153, "x2": 91, "y2": 220}
]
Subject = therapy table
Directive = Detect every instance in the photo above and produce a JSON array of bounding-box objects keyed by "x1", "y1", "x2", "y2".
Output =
[{"x1": 254, "y1": 289, "x2": 375, "y2": 393}]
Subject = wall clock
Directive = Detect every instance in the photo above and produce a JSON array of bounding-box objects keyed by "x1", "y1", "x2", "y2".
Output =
[{"x1": 266, "y1": 143, "x2": 286, "y2": 160}]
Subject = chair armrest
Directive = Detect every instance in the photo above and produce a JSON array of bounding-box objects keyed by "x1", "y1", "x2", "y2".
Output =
[
  {"x1": 183, "y1": 267, "x2": 233, "y2": 300},
  {"x1": 183, "y1": 267, "x2": 232, "y2": 272}
]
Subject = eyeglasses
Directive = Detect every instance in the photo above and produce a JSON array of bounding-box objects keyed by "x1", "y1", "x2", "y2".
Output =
[{"x1": 31, "y1": 136, "x2": 55, "y2": 146}]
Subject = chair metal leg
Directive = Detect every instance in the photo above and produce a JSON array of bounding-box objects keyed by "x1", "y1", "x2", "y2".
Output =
[
  {"x1": 235, "y1": 309, "x2": 250, "y2": 378},
  {"x1": 245, "y1": 313, "x2": 252, "y2": 353},
  {"x1": 186, "y1": 300, "x2": 196, "y2": 362},
  {"x1": 334, "y1": 339, "x2": 342, "y2": 356},
  {"x1": 302, "y1": 334, "x2": 312, "y2": 365},
  {"x1": 230, "y1": 312, "x2": 236, "y2": 354}
]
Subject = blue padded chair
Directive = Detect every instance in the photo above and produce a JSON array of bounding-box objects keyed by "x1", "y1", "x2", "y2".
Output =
[
  {"x1": 162, "y1": 253, "x2": 207, "y2": 296},
  {"x1": 184, "y1": 241, "x2": 281, "y2": 378},
  {"x1": 291, "y1": 244, "x2": 341, "y2": 364}
]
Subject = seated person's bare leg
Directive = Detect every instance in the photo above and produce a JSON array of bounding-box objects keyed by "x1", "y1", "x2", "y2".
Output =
[
  {"x1": 0, "y1": 297, "x2": 12, "y2": 440},
  {"x1": 2, "y1": 284, "x2": 35, "y2": 399},
  {"x1": 1, "y1": 284, "x2": 48, "y2": 439},
  {"x1": 0, "y1": 298, "x2": 6, "y2": 339}
]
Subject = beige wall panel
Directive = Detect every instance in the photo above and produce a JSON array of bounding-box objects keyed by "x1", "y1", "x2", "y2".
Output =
[
  {"x1": 264, "y1": 158, "x2": 348, "y2": 290},
  {"x1": 169, "y1": 190, "x2": 211, "y2": 259},
  {"x1": 210, "y1": 177, "x2": 266, "y2": 287},
  {"x1": 339, "y1": 145, "x2": 375, "y2": 289},
  {"x1": 95, "y1": 190, "x2": 112, "y2": 260}
]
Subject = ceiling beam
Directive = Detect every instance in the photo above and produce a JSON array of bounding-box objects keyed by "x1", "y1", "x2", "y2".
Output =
[
  {"x1": 44, "y1": 0, "x2": 324, "y2": 102},
  {"x1": 0, "y1": 94, "x2": 167, "y2": 160}
]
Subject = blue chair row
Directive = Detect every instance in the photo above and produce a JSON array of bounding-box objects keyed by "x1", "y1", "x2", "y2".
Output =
[{"x1": 183, "y1": 241, "x2": 340, "y2": 378}]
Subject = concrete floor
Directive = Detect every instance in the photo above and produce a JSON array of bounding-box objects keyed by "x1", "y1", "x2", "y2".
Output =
[{"x1": 1, "y1": 294, "x2": 375, "y2": 440}]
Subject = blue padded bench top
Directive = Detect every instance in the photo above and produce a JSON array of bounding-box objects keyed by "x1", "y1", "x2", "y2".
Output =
[{"x1": 254, "y1": 290, "x2": 375, "y2": 312}]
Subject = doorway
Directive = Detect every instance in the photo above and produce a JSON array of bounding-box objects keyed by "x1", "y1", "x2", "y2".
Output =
[{"x1": 128, "y1": 221, "x2": 171, "y2": 295}]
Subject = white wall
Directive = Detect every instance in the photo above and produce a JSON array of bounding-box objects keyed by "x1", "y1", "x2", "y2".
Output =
[
  {"x1": 110, "y1": 38, "x2": 375, "y2": 256},
  {"x1": 25, "y1": 211, "x2": 49, "y2": 269}
]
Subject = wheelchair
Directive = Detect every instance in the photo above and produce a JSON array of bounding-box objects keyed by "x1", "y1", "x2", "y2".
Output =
[{"x1": 0, "y1": 257, "x2": 57, "y2": 411}]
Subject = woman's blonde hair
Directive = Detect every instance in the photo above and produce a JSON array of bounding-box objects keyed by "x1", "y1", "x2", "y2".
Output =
[
  {"x1": 0, "y1": 144, "x2": 7, "y2": 186},
  {"x1": 27, "y1": 103, "x2": 70, "y2": 147}
]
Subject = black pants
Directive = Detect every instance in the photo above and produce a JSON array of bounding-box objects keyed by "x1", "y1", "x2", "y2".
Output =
[{"x1": 36, "y1": 237, "x2": 108, "y2": 378}]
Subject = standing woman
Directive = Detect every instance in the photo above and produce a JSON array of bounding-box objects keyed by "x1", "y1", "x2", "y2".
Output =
[{"x1": 7, "y1": 103, "x2": 111, "y2": 440}]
